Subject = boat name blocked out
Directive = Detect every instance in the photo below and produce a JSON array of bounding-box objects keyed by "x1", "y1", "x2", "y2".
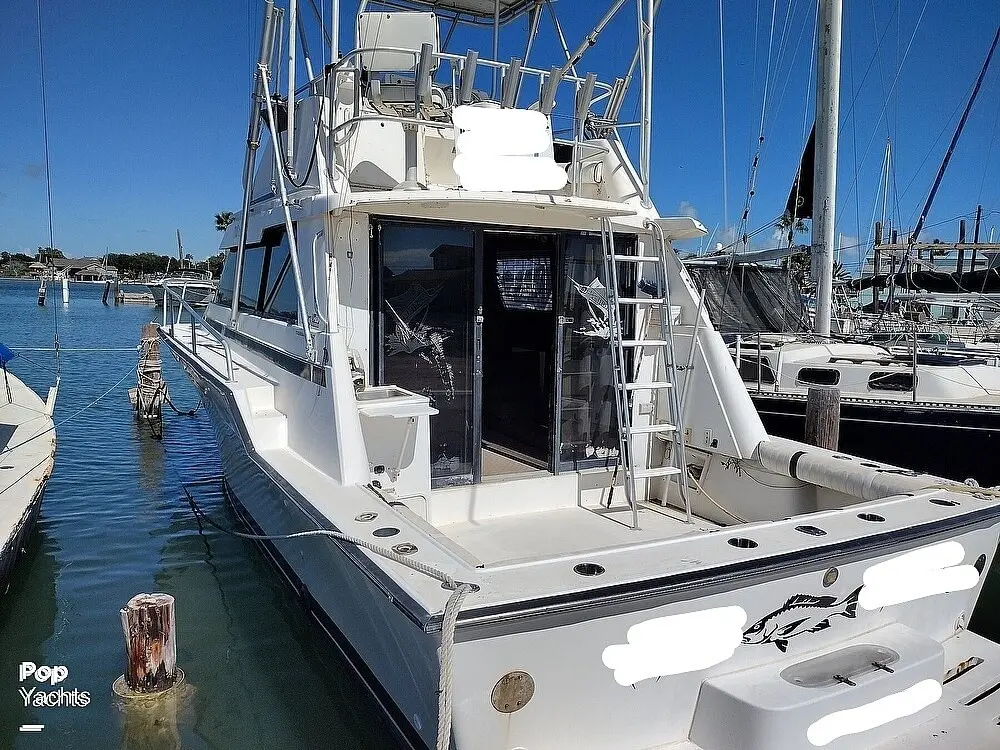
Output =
[
  {"x1": 601, "y1": 606, "x2": 747, "y2": 686},
  {"x1": 601, "y1": 541, "x2": 982, "y2": 685},
  {"x1": 859, "y1": 540, "x2": 980, "y2": 610},
  {"x1": 452, "y1": 106, "x2": 568, "y2": 192},
  {"x1": 806, "y1": 679, "x2": 943, "y2": 747}
]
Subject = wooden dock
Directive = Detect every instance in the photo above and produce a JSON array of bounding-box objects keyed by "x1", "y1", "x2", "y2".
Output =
[{"x1": 118, "y1": 291, "x2": 156, "y2": 305}]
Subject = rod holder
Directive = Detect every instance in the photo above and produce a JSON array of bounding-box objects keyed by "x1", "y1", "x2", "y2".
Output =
[
  {"x1": 458, "y1": 50, "x2": 479, "y2": 104},
  {"x1": 604, "y1": 76, "x2": 628, "y2": 122},
  {"x1": 415, "y1": 42, "x2": 434, "y2": 108},
  {"x1": 501, "y1": 57, "x2": 523, "y2": 108},
  {"x1": 539, "y1": 66, "x2": 562, "y2": 115},
  {"x1": 575, "y1": 72, "x2": 597, "y2": 128}
]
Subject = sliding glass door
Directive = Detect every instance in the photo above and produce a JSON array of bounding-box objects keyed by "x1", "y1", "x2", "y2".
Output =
[
  {"x1": 556, "y1": 233, "x2": 635, "y2": 471},
  {"x1": 374, "y1": 222, "x2": 478, "y2": 486},
  {"x1": 373, "y1": 219, "x2": 635, "y2": 483}
]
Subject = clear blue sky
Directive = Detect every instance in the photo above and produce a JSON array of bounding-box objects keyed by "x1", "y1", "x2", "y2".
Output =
[{"x1": 2, "y1": 1, "x2": 998, "y2": 273}]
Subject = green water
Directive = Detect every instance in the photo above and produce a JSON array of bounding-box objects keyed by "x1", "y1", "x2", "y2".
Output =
[{"x1": 0, "y1": 280, "x2": 398, "y2": 749}]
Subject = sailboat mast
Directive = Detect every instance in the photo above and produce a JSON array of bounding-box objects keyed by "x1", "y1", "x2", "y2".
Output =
[{"x1": 811, "y1": 0, "x2": 842, "y2": 337}]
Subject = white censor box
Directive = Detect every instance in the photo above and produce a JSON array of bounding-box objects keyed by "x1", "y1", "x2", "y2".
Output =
[
  {"x1": 452, "y1": 106, "x2": 568, "y2": 193},
  {"x1": 19, "y1": 662, "x2": 69, "y2": 685}
]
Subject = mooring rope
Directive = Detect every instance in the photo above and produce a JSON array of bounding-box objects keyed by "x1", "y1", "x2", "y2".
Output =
[
  {"x1": 0, "y1": 365, "x2": 136, "y2": 461},
  {"x1": 181, "y1": 484, "x2": 474, "y2": 749}
]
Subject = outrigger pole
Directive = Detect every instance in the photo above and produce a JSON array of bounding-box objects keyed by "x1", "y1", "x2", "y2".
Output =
[{"x1": 232, "y1": 1, "x2": 281, "y2": 327}]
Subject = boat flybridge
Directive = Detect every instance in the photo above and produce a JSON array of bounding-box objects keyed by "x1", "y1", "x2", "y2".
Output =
[{"x1": 160, "y1": 1, "x2": 1000, "y2": 748}]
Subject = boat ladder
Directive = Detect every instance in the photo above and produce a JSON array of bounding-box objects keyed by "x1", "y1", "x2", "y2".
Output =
[{"x1": 600, "y1": 217, "x2": 691, "y2": 529}]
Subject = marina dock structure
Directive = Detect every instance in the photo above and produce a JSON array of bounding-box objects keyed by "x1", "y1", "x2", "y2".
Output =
[{"x1": 157, "y1": 1, "x2": 1000, "y2": 748}]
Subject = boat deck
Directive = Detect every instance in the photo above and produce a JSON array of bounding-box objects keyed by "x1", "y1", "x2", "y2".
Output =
[
  {"x1": 437, "y1": 501, "x2": 716, "y2": 567},
  {"x1": 163, "y1": 323, "x2": 1000, "y2": 618}
]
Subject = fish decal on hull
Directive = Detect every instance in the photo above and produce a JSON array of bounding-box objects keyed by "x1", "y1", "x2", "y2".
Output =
[{"x1": 742, "y1": 586, "x2": 863, "y2": 652}]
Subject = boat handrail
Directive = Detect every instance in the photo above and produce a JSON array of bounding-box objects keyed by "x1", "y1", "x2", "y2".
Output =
[
  {"x1": 161, "y1": 281, "x2": 235, "y2": 382},
  {"x1": 326, "y1": 45, "x2": 616, "y2": 96},
  {"x1": 321, "y1": 44, "x2": 619, "y2": 197}
]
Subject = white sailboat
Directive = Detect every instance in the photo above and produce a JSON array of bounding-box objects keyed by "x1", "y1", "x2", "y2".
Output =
[
  {"x1": 160, "y1": 1, "x2": 1000, "y2": 747},
  {"x1": 0, "y1": 346, "x2": 57, "y2": 594}
]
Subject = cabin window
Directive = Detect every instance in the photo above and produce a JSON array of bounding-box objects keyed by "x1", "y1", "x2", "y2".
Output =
[
  {"x1": 736, "y1": 354, "x2": 775, "y2": 384},
  {"x1": 234, "y1": 227, "x2": 300, "y2": 321},
  {"x1": 238, "y1": 247, "x2": 267, "y2": 311},
  {"x1": 797, "y1": 367, "x2": 840, "y2": 386},
  {"x1": 262, "y1": 234, "x2": 299, "y2": 323},
  {"x1": 216, "y1": 249, "x2": 237, "y2": 306},
  {"x1": 868, "y1": 371, "x2": 914, "y2": 391}
]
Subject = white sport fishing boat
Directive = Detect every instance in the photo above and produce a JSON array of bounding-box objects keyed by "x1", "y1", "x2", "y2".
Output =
[
  {"x1": 161, "y1": 2, "x2": 1000, "y2": 748},
  {"x1": 147, "y1": 268, "x2": 217, "y2": 308}
]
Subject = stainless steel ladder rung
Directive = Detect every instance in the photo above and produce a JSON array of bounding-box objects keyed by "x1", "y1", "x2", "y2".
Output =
[
  {"x1": 628, "y1": 423, "x2": 676, "y2": 435},
  {"x1": 612, "y1": 255, "x2": 660, "y2": 262},
  {"x1": 633, "y1": 465, "x2": 683, "y2": 479},
  {"x1": 620, "y1": 339, "x2": 670, "y2": 347},
  {"x1": 624, "y1": 381, "x2": 673, "y2": 390}
]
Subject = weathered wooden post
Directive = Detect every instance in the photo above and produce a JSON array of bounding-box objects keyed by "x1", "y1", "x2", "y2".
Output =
[
  {"x1": 115, "y1": 593, "x2": 189, "y2": 750},
  {"x1": 129, "y1": 324, "x2": 166, "y2": 431},
  {"x1": 117, "y1": 593, "x2": 181, "y2": 695},
  {"x1": 804, "y1": 387, "x2": 840, "y2": 450}
]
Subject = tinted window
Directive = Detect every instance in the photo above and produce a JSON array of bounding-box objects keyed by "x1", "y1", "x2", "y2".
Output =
[
  {"x1": 736, "y1": 354, "x2": 775, "y2": 384},
  {"x1": 264, "y1": 252, "x2": 299, "y2": 323},
  {"x1": 797, "y1": 367, "x2": 840, "y2": 386},
  {"x1": 869, "y1": 371, "x2": 914, "y2": 391},
  {"x1": 239, "y1": 247, "x2": 266, "y2": 311},
  {"x1": 216, "y1": 249, "x2": 237, "y2": 306},
  {"x1": 262, "y1": 236, "x2": 290, "y2": 304}
]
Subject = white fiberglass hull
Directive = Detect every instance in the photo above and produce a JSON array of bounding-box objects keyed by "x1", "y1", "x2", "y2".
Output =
[
  {"x1": 148, "y1": 281, "x2": 216, "y2": 307},
  {"x1": 179, "y1": 349, "x2": 1000, "y2": 750}
]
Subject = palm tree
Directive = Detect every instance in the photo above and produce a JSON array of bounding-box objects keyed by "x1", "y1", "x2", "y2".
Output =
[
  {"x1": 833, "y1": 260, "x2": 852, "y2": 283},
  {"x1": 214, "y1": 212, "x2": 236, "y2": 232},
  {"x1": 775, "y1": 211, "x2": 808, "y2": 247}
]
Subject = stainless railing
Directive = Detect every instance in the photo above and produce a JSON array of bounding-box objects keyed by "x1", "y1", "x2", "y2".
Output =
[
  {"x1": 161, "y1": 282, "x2": 235, "y2": 382},
  {"x1": 321, "y1": 45, "x2": 622, "y2": 197}
]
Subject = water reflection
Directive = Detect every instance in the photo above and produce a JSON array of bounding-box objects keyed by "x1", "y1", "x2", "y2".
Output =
[
  {"x1": 0, "y1": 527, "x2": 59, "y2": 749},
  {"x1": 150, "y1": 477, "x2": 397, "y2": 749}
]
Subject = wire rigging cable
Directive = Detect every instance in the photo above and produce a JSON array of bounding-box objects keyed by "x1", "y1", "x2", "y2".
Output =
[{"x1": 35, "y1": 0, "x2": 60, "y2": 380}]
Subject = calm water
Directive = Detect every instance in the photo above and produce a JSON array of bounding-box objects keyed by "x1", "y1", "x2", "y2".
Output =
[
  {"x1": 0, "y1": 279, "x2": 397, "y2": 749},
  {"x1": 4, "y1": 279, "x2": 1000, "y2": 750}
]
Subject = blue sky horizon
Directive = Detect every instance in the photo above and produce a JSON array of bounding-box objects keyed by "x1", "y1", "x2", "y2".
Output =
[{"x1": 2, "y1": 1, "x2": 998, "y2": 273}]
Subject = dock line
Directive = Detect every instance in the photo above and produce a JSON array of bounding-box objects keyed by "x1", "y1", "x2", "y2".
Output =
[
  {"x1": 0, "y1": 365, "x2": 135, "y2": 462},
  {"x1": 180, "y1": 483, "x2": 473, "y2": 750}
]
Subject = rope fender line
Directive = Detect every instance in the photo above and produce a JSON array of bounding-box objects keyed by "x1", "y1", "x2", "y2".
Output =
[{"x1": 180, "y1": 484, "x2": 475, "y2": 749}]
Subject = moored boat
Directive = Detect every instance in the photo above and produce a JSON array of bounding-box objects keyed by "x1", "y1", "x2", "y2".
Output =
[
  {"x1": 160, "y1": 2, "x2": 1000, "y2": 748},
  {"x1": 0, "y1": 347, "x2": 57, "y2": 595}
]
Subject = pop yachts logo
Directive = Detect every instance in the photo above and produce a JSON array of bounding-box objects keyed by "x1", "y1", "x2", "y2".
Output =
[{"x1": 18, "y1": 662, "x2": 91, "y2": 708}]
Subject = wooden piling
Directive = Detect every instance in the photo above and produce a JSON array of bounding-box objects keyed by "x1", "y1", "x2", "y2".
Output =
[
  {"x1": 119, "y1": 593, "x2": 178, "y2": 694},
  {"x1": 129, "y1": 323, "x2": 166, "y2": 427},
  {"x1": 804, "y1": 387, "x2": 840, "y2": 450}
]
